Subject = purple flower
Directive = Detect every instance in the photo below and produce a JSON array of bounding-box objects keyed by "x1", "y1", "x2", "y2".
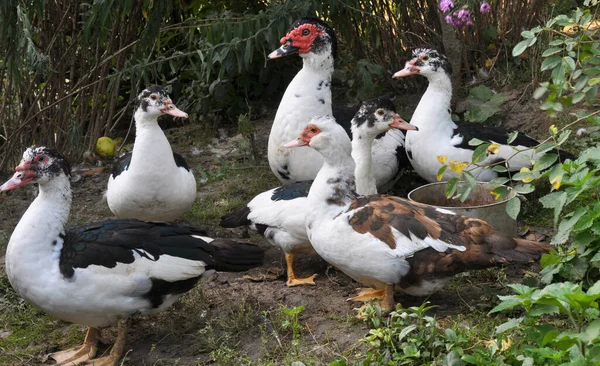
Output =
[
  {"x1": 458, "y1": 9, "x2": 471, "y2": 20},
  {"x1": 466, "y1": 20, "x2": 474, "y2": 26},
  {"x1": 453, "y1": 19, "x2": 463, "y2": 27},
  {"x1": 439, "y1": 0, "x2": 454, "y2": 12},
  {"x1": 445, "y1": 15, "x2": 454, "y2": 24},
  {"x1": 480, "y1": 2, "x2": 491, "y2": 13}
]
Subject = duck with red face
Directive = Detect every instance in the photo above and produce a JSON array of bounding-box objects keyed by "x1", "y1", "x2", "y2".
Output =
[{"x1": 267, "y1": 17, "x2": 411, "y2": 194}]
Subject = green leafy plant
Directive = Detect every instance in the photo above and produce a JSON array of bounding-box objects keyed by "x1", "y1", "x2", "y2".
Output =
[
  {"x1": 464, "y1": 85, "x2": 508, "y2": 123},
  {"x1": 490, "y1": 281, "x2": 600, "y2": 364},
  {"x1": 280, "y1": 305, "x2": 305, "y2": 350}
]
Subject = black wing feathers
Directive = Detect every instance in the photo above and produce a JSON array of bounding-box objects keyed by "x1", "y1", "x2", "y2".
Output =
[
  {"x1": 451, "y1": 122, "x2": 541, "y2": 150},
  {"x1": 452, "y1": 122, "x2": 575, "y2": 160},
  {"x1": 332, "y1": 103, "x2": 359, "y2": 137},
  {"x1": 173, "y1": 152, "x2": 190, "y2": 171},
  {"x1": 111, "y1": 152, "x2": 132, "y2": 178},
  {"x1": 60, "y1": 219, "x2": 263, "y2": 278},
  {"x1": 271, "y1": 180, "x2": 313, "y2": 201},
  {"x1": 219, "y1": 206, "x2": 252, "y2": 228}
]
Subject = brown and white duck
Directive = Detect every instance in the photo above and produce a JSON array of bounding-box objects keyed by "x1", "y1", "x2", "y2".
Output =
[
  {"x1": 285, "y1": 116, "x2": 550, "y2": 311},
  {"x1": 221, "y1": 98, "x2": 416, "y2": 287}
]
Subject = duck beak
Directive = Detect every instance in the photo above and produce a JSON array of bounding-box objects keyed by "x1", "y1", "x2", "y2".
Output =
[
  {"x1": 389, "y1": 114, "x2": 418, "y2": 131},
  {"x1": 268, "y1": 38, "x2": 300, "y2": 59},
  {"x1": 393, "y1": 61, "x2": 419, "y2": 78},
  {"x1": 283, "y1": 137, "x2": 309, "y2": 148},
  {"x1": 1, "y1": 163, "x2": 37, "y2": 191},
  {"x1": 161, "y1": 99, "x2": 188, "y2": 118}
]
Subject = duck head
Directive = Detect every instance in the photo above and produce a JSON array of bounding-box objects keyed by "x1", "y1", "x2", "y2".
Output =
[
  {"x1": 1, "y1": 146, "x2": 70, "y2": 191},
  {"x1": 135, "y1": 86, "x2": 188, "y2": 119},
  {"x1": 351, "y1": 98, "x2": 418, "y2": 139},
  {"x1": 392, "y1": 48, "x2": 452, "y2": 79},
  {"x1": 268, "y1": 17, "x2": 337, "y2": 59}
]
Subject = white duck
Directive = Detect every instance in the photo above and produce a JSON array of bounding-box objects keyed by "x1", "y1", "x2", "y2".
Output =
[
  {"x1": 106, "y1": 85, "x2": 196, "y2": 221},
  {"x1": 221, "y1": 98, "x2": 416, "y2": 287},
  {"x1": 1, "y1": 146, "x2": 264, "y2": 366},
  {"x1": 267, "y1": 17, "x2": 408, "y2": 192},
  {"x1": 285, "y1": 117, "x2": 549, "y2": 311},
  {"x1": 393, "y1": 48, "x2": 574, "y2": 183}
]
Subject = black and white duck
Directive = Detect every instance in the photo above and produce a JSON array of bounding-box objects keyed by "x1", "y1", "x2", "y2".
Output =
[
  {"x1": 1, "y1": 146, "x2": 264, "y2": 365},
  {"x1": 106, "y1": 86, "x2": 196, "y2": 221}
]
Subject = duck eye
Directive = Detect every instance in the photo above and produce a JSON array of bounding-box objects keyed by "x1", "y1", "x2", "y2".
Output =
[
  {"x1": 376, "y1": 109, "x2": 385, "y2": 116},
  {"x1": 36, "y1": 155, "x2": 45, "y2": 162},
  {"x1": 150, "y1": 95, "x2": 158, "y2": 101},
  {"x1": 421, "y1": 55, "x2": 430, "y2": 61},
  {"x1": 302, "y1": 29, "x2": 310, "y2": 36},
  {"x1": 310, "y1": 128, "x2": 316, "y2": 133}
]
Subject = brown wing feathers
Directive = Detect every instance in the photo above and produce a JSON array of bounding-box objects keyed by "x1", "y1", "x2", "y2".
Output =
[
  {"x1": 347, "y1": 195, "x2": 465, "y2": 249},
  {"x1": 347, "y1": 195, "x2": 550, "y2": 284}
]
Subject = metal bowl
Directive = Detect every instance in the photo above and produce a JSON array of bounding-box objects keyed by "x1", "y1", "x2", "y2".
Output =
[{"x1": 408, "y1": 182, "x2": 517, "y2": 236}]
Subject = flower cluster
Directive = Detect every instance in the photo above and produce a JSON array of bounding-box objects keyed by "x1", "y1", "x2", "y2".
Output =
[{"x1": 439, "y1": 1, "x2": 491, "y2": 28}]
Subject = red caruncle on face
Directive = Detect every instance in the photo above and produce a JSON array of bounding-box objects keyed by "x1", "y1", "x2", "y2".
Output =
[{"x1": 280, "y1": 23, "x2": 323, "y2": 54}]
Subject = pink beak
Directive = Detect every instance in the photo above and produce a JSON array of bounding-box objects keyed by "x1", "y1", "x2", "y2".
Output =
[
  {"x1": 283, "y1": 138, "x2": 308, "y2": 148},
  {"x1": 389, "y1": 114, "x2": 418, "y2": 131},
  {"x1": 1, "y1": 161, "x2": 36, "y2": 191},
  {"x1": 393, "y1": 61, "x2": 419, "y2": 78},
  {"x1": 161, "y1": 99, "x2": 188, "y2": 118}
]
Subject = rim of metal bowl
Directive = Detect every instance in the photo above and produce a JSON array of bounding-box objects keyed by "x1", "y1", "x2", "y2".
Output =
[{"x1": 407, "y1": 181, "x2": 516, "y2": 209}]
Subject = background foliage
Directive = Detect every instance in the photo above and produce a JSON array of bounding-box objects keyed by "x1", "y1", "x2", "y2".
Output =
[{"x1": 0, "y1": 0, "x2": 548, "y2": 171}]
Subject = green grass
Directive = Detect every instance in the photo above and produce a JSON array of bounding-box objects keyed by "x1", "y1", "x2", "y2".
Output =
[
  {"x1": 0, "y1": 276, "x2": 84, "y2": 365},
  {"x1": 182, "y1": 161, "x2": 279, "y2": 226}
]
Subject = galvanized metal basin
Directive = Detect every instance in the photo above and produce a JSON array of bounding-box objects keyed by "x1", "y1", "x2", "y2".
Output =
[{"x1": 407, "y1": 182, "x2": 517, "y2": 236}]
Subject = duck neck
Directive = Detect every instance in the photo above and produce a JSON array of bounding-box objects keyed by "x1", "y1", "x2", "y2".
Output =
[
  {"x1": 351, "y1": 131, "x2": 377, "y2": 195},
  {"x1": 301, "y1": 49, "x2": 334, "y2": 75},
  {"x1": 308, "y1": 146, "x2": 357, "y2": 222},
  {"x1": 131, "y1": 110, "x2": 176, "y2": 170},
  {"x1": 411, "y1": 73, "x2": 454, "y2": 132},
  {"x1": 7, "y1": 175, "x2": 71, "y2": 259}
]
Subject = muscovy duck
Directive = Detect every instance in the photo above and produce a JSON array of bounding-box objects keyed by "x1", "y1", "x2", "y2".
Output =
[
  {"x1": 284, "y1": 117, "x2": 550, "y2": 311},
  {"x1": 1, "y1": 146, "x2": 264, "y2": 366},
  {"x1": 220, "y1": 98, "x2": 416, "y2": 287},
  {"x1": 106, "y1": 86, "x2": 196, "y2": 221},
  {"x1": 393, "y1": 48, "x2": 574, "y2": 183},
  {"x1": 267, "y1": 17, "x2": 408, "y2": 192}
]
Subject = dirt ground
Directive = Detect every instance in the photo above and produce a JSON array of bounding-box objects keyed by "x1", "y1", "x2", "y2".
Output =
[{"x1": 0, "y1": 89, "x2": 554, "y2": 365}]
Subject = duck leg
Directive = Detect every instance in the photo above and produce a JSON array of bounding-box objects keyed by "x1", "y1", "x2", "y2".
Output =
[
  {"x1": 50, "y1": 327, "x2": 102, "y2": 365},
  {"x1": 82, "y1": 318, "x2": 131, "y2": 366},
  {"x1": 285, "y1": 252, "x2": 318, "y2": 286},
  {"x1": 348, "y1": 287, "x2": 385, "y2": 302},
  {"x1": 349, "y1": 284, "x2": 396, "y2": 312}
]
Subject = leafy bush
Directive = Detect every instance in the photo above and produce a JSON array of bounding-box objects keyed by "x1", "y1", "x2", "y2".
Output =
[{"x1": 464, "y1": 85, "x2": 508, "y2": 123}]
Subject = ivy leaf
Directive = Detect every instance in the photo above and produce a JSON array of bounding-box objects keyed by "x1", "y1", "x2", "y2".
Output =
[
  {"x1": 437, "y1": 165, "x2": 447, "y2": 182},
  {"x1": 506, "y1": 195, "x2": 521, "y2": 220},
  {"x1": 534, "y1": 154, "x2": 558, "y2": 171},
  {"x1": 513, "y1": 184, "x2": 535, "y2": 194},
  {"x1": 472, "y1": 143, "x2": 491, "y2": 163},
  {"x1": 468, "y1": 138, "x2": 485, "y2": 146},
  {"x1": 463, "y1": 171, "x2": 476, "y2": 189},
  {"x1": 493, "y1": 165, "x2": 508, "y2": 173},
  {"x1": 541, "y1": 55, "x2": 562, "y2": 71},
  {"x1": 542, "y1": 47, "x2": 562, "y2": 57},
  {"x1": 507, "y1": 131, "x2": 519, "y2": 144},
  {"x1": 513, "y1": 40, "x2": 530, "y2": 57},
  {"x1": 445, "y1": 177, "x2": 459, "y2": 198}
]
